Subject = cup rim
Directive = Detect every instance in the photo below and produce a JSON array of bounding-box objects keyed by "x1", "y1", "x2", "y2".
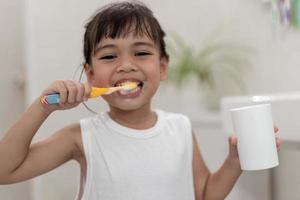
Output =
[{"x1": 230, "y1": 103, "x2": 271, "y2": 112}]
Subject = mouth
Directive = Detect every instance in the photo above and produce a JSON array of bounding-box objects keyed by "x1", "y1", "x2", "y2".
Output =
[{"x1": 113, "y1": 78, "x2": 144, "y2": 98}]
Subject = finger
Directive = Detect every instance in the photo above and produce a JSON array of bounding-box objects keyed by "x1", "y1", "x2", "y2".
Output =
[
  {"x1": 275, "y1": 137, "x2": 281, "y2": 150},
  {"x1": 274, "y1": 125, "x2": 279, "y2": 133},
  {"x1": 57, "y1": 81, "x2": 68, "y2": 105},
  {"x1": 42, "y1": 81, "x2": 62, "y2": 97},
  {"x1": 75, "y1": 82, "x2": 85, "y2": 102},
  {"x1": 65, "y1": 80, "x2": 78, "y2": 104},
  {"x1": 229, "y1": 136, "x2": 238, "y2": 146},
  {"x1": 228, "y1": 136, "x2": 238, "y2": 155},
  {"x1": 84, "y1": 83, "x2": 92, "y2": 101}
]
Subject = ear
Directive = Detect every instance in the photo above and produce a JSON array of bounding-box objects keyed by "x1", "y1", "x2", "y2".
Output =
[
  {"x1": 84, "y1": 63, "x2": 94, "y2": 84},
  {"x1": 159, "y1": 57, "x2": 169, "y2": 81}
]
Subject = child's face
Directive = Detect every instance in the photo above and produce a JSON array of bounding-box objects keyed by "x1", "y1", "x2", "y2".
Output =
[{"x1": 85, "y1": 33, "x2": 168, "y2": 111}]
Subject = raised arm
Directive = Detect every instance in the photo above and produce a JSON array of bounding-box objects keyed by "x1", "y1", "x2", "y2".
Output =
[
  {"x1": 192, "y1": 132, "x2": 242, "y2": 200},
  {"x1": 0, "y1": 108, "x2": 81, "y2": 184},
  {"x1": 0, "y1": 80, "x2": 90, "y2": 184},
  {"x1": 193, "y1": 127, "x2": 280, "y2": 200}
]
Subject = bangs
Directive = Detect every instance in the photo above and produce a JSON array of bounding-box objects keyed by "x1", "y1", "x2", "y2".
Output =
[
  {"x1": 84, "y1": 1, "x2": 167, "y2": 64},
  {"x1": 99, "y1": 10, "x2": 157, "y2": 41}
]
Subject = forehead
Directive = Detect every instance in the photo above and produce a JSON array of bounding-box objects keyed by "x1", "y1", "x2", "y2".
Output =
[
  {"x1": 96, "y1": 21, "x2": 158, "y2": 45},
  {"x1": 94, "y1": 33, "x2": 158, "y2": 53}
]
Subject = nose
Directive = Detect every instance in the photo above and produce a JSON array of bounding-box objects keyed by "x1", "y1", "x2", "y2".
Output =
[
  {"x1": 117, "y1": 65, "x2": 137, "y2": 73},
  {"x1": 116, "y1": 56, "x2": 138, "y2": 73}
]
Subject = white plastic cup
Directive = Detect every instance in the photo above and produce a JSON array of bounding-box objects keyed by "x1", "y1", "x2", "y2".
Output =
[{"x1": 230, "y1": 104, "x2": 279, "y2": 171}]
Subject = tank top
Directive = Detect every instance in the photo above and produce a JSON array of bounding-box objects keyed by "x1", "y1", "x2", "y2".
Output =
[{"x1": 78, "y1": 109, "x2": 195, "y2": 200}]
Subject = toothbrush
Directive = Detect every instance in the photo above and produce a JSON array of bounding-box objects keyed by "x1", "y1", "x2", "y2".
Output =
[{"x1": 40, "y1": 82, "x2": 138, "y2": 105}]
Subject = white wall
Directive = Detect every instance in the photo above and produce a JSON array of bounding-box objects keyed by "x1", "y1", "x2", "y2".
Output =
[
  {"x1": 0, "y1": 1, "x2": 30, "y2": 199},
  {"x1": 20, "y1": 0, "x2": 300, "y2": 199}
]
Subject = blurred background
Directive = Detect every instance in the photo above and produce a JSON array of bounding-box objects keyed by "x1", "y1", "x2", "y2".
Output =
[{"x1": 1, "y1": 0, "x2": 300, "y2": 199}]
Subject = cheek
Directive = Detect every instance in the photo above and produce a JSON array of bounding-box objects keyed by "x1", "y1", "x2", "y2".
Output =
[
  {"x1": 92, "y1": 68, "x2": 113, "y2": 87},
  {"x1": 147, "y1": 66, "x2": 162, "y2": 82}
]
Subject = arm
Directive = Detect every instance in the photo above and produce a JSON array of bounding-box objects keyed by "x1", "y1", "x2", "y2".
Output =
[
  {"x1": 192, "y1": 132, "x2": 242, "y2": 200},
  {"x1": 0, "y1": 80, "x2": 90, "y2": 184},
  {"x1": 193, "y1": 127, "x2": 280, "y2": 200}
]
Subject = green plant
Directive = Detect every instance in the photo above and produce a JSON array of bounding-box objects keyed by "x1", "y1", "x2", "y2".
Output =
[{"x1": 166, "y1": 30, "x2": 254, "y2": 109}]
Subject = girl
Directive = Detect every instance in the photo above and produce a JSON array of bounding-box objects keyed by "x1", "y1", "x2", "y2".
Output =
[{"x1": 0, "y1": 1, "x2": 280, "y2": 200}]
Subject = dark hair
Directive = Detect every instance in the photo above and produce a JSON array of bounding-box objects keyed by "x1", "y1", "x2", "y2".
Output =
[{"x1": 83, "y1": 1, "x2": 169, "y2": 65}]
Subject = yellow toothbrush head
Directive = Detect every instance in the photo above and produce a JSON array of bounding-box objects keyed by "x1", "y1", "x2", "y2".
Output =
[
  {"x1": 104, "y1": 82, "x2": 139, "y2": 95},
  {"x1": 90, "y1": 82, "x2": 139, "y2": 98}
]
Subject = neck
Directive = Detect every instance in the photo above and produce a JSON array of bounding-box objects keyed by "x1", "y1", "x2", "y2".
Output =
[{"x1": 108, "y1": 103, "x2": 157, "y2": 130}]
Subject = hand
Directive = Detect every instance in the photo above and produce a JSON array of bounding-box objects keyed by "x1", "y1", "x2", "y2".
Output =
[
  {"x1": 40, "y1": 80, "x2": 91, "y2": 113},
  {"x1": 228, "y1": 126, "x2": 281, "y2": 168}
]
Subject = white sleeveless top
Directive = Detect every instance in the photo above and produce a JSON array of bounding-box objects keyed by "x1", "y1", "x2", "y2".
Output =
[{"x1": 78, "y1": 109, "x2": 195, "y2": 200}]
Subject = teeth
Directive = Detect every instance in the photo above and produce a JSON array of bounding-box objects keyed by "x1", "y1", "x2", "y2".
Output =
[{"x1": 115, "y1": 81, "x2": 141, "y2": 87}]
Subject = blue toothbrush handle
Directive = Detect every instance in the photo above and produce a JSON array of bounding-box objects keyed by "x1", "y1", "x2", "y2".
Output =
[{"x1": 41, "y1": 93, "x2": 60, "y2": 105}]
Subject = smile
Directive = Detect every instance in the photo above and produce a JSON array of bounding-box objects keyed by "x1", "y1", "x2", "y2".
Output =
[{"x1": 113, "y1": 78, "x2": 144, "y2": 98}]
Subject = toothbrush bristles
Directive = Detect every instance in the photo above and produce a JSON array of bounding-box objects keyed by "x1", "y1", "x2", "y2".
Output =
[{"x1": 121, "y1": 82, "x2": 138, "y2": 90}]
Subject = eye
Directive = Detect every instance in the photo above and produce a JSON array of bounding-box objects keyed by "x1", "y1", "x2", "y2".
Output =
[
  {"x1": 135, "y1": 51, "x2": 151, "y2": 56},
  {"x1": 99, "y1": 54, "x2": 117, "y2": 60}
]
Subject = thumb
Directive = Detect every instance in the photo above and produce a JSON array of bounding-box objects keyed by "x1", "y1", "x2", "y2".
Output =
[{"x1": 228, "y1": 136, "x2": 239, "y2": 157}]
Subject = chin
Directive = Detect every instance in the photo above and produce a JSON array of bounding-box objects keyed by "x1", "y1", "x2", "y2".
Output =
[
  {"x1": 110, "y1": 102, "x2": 148, "y2": 111},
  {"x1": 106, "y1": 96, "x2": 151, "y2": 112}
]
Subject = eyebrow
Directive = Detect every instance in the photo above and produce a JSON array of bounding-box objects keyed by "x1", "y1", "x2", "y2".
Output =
[
  {"x1": 94, "y1": 44, "x2": 117, "y2": 54},
  {"x1": 132, "y1": 42, "x2": 155, "y2": 48},
  {"x1": 94, "y1": 41, "x2": 156, "y2": 54}
]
